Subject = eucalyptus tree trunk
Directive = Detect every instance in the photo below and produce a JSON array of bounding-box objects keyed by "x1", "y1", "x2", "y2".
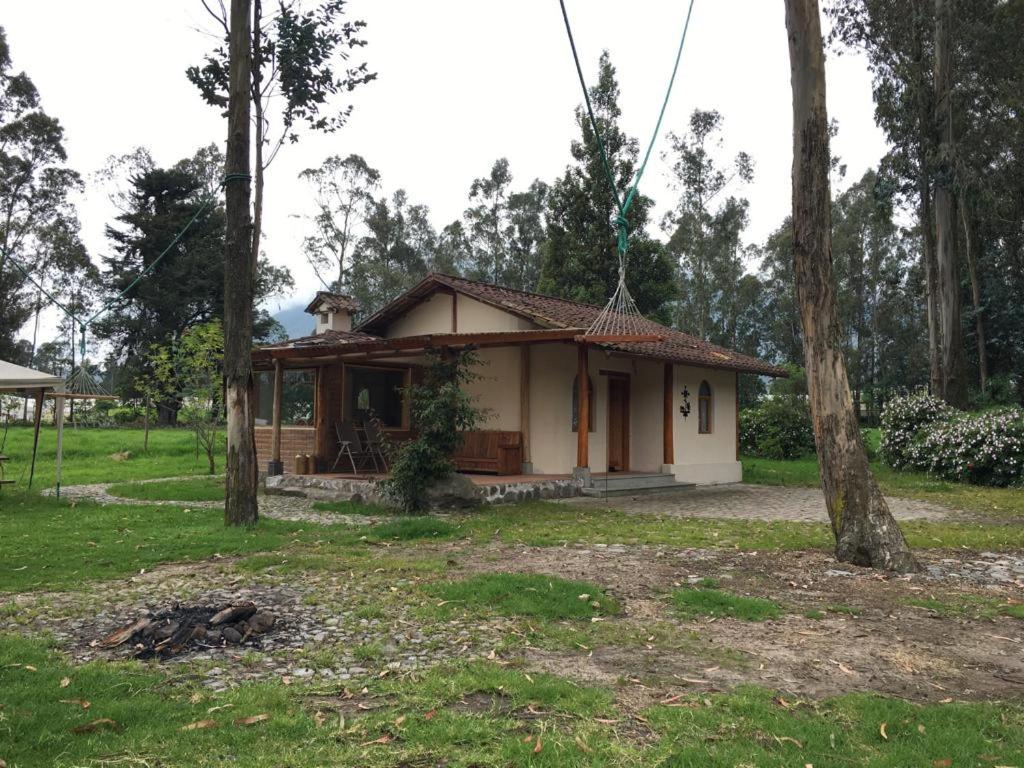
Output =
[
  {"x1": 932, "y1": 0, "x2": 966, "y2": 407},
  {"x1": 224, "y1": 0, "x2": 259, "y2": 527},
  {"x1": 911, "y1": 1, "x2": 944, "y2": 397},
  {"x1": 960, "y1": 200, "x2": 988, "y2": 391},
  {"x1": 785, "y1": 0, "x2": 919, "y2": 572}
]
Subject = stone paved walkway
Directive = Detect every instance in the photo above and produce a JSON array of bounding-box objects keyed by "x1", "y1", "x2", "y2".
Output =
[
  {"x1": 48, "y1": 478, "x2": 388, "y2": 526},
  {"x1": 563, "y1": 482, "x2": 959, "y2": 522}
]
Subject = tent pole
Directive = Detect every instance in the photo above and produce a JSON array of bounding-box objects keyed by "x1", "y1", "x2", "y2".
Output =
[
  {"x1": 28, "y1": 388, "x2": 43, "y2": 488},
  {"x1": 54, "y1": 391, "x2": 66, "y2": 498}
]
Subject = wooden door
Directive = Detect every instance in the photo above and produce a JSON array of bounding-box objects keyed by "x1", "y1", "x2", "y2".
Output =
[{"x1": 607, "y1": 376, "x2": 630, "y2": 472}]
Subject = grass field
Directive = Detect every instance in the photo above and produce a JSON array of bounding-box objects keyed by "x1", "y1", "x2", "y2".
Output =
[{"x1": 1, "y1": 426, "x2": 1022, "y2": 766}]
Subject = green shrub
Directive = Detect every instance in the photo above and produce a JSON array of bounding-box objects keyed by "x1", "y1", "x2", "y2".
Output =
[
  {"x1": 382, "y1": 350, "x2": 481, "y2": 513},
  {"x1": 882, "y1": 394, "x2": 1024, "y2": 487},
  {"x1": 907, "y1": 407, "x2": 1024, "y2": 487},
  {"x1": 880, "y1": 392, "x2": 952, "y2": 469},
  {"x1": 740, "y1": 398, "x2": 815, "y2": 459}
]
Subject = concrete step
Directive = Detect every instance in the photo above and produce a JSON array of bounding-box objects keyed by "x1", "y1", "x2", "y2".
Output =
[{"x1": 580, "y1": 473, "x2": 696, "y2": 497}]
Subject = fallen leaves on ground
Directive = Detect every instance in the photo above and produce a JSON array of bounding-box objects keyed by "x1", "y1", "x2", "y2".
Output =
[
  {"x1": 59, "y1": 676, "x2": 70, "y2": 688},
  {"x1": 71, "y1": 718, "x2": 118, "y2": 734},
  {"x1": 233, "y1": 714, "x2": 270, "y2": 727},
  {"x1": 180, "y1": 719, "x2": 218, "y2": 731},
  {"x1": 59, "y1": 699, "x2": 90, "y2": 710}
]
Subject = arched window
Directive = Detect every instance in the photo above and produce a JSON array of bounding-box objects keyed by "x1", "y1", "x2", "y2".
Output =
[
  {"x1": 698, "y1": 380, "x2": 712, "y2": 434},
  {"x1": 571, "y1": 375, "x2": 595, "y2": 433}
]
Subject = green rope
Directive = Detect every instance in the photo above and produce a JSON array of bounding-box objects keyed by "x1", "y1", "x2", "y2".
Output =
[{"x1": 557, "y1": 0, "x2": 695, "y2": 257}]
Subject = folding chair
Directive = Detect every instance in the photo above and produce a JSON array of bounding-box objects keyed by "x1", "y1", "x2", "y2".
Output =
[
  {"x1": 330, "y1": 421, "x2": 377, "y2": 473},
  {"x1": 361, "y1": 419, "x2": 389, "y2": 473}
]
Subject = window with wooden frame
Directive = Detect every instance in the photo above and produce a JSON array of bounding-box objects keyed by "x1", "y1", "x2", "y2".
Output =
[
  {"x1": 344, "y1": 365, "x2": 410, "y2": 429},
  {"x1": 254, "y1": 368, "x2": 315, "y2": 426},
  {"x1": 571, "y1": 375, "x2": 595, "y2": 433},
  {"x1": 698, "y1": 380, "x2": 712, "y2": 434}
]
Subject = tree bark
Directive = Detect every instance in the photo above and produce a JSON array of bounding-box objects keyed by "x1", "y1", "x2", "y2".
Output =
[
  {"x1": 785, "y1": 0, "x2": 918, "y2": 573},
  {"x1": 912, "y1": 1, "x2": 944, "y2": 398},
  {"x1": 932, "y1": 0, "x2": 966, "y2": 407},
  {"x1": 959, "y1": 199, "x2": 987, "y2": 391},
  {"x1": 224, "y1": 0, "x2": 259, "y2": 527}
]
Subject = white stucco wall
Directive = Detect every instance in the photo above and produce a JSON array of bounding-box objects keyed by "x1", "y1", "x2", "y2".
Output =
[
  {"x1": 667, "y1": 365, "x2": 741, "y2": 484},
  {"x1": 525, "y1": 346, "x2": 668, "y2": 475},
  {"x1": 464, "y1": 346, "x2": 521, "y2": 430},
  {"x1": 385, "y1": 293, "x2": 454, "y2": 337},
  {"x1": 383, "y1": 292, "x2": 535, "y2": 339}
]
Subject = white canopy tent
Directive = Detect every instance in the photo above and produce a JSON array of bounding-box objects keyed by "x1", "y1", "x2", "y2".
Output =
[{"x1": 0, "y1": 359, "x2": 67, "y2": 494}]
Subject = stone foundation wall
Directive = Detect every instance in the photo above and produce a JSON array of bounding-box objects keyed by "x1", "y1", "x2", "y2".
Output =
[{"x1": 265, "y1": 473, "x2": 581, "y2": 508}]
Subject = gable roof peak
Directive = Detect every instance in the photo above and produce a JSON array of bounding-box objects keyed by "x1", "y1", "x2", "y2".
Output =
[{"x1": 305, "y1": 291, "x2": 359, "y2": 315}]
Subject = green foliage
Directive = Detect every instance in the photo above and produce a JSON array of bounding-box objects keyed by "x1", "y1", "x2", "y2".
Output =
[
  {"x1": 663, "y1": 109, "x2": 756, "y2": 345},
  {"x1": 740, "y1": 398, "x2": 816, "y2": 459},
  {"x1": 882, "y1": 393, "x2": 1024, "y2": 487},
  {"x1": 671, "y1": 586, "x2": 781, "y2": 621},
  {"x1": 880, "y1": 392, "x2": 953, "y2": 469},
  {"x1": 92, "y1": 147, "x2": 290, "y2": 411},
  {"x1": 147, "y1": 320, "x2": 225, "y2": 474},
  {"x1": 382, "y1": 350, "x2": 481, "y2": 513},
  {"x1": 426, "y1": 573, "x2": 619, "y2": 620},
  {"x1": 0, "y1": 27, "x2": 84, "y2": 361},
  {"x1": 538, "y1": 51, "x2": 676, "y2": 319}
]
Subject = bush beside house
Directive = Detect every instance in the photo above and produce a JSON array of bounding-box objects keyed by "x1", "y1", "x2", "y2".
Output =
[
  {"x1": 740, "y1": 398, "x2": 816, "y2": 460},
  {"x1": 881, "y1": 393, "x2": 1024, "y2": 487}
]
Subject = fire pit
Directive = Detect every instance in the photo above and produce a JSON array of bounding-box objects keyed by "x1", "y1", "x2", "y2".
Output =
[{"x1": 96, "y1": 601, "x2": 278, "y2": 660}]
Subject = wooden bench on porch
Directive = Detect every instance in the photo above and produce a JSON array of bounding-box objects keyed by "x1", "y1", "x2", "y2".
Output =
[{"x1": 454, "y1": 430, "x2": 522, "y2": 475}]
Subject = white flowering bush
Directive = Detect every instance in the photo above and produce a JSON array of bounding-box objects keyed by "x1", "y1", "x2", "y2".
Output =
[
  {"x1": 880, "y1": 393, "x2": 952, "y2": 469},
  {"x1": 882, "y1": 393, "x2": 1024, "y2": 487},
  {"x1": 906, "y1": 407, "x2": 1024, "y2": 486}
]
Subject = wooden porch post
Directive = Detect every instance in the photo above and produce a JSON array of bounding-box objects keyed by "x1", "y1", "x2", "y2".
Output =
[
  {"x1": 575, "y1": 343, "x2": 589, "y2": 472},
  {"x1": 663, "y1": 363, "x2": 674, "y2": 466},
  {"x1": 735, "y1": 371, "x2": 741, "y2": 461},
  {"x1": 27, "y1": 388, "x2": 44, "y2": 488},
  {"x1": 268, "y1": 359, "x2": 284, "y2": 475},
  {"x1": 520, "y1": 345, "x2": 531, "y2": 472}
]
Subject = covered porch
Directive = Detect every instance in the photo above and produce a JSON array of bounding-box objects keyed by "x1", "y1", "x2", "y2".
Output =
[{"x1": 251, "y1": 327, "x2": 674, "y2": 482}]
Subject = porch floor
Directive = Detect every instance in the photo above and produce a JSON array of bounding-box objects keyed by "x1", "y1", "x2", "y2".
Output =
[{"x1": 283, "y1": 470, "x2": 667, "y2": 485}]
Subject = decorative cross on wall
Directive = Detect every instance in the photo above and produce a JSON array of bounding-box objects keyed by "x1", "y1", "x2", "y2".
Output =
[{"x1": 679, "y1": 386, "x2": 691, "y2": 419}]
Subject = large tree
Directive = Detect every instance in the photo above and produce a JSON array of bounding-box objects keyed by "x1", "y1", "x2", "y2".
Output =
[
  {"x1": 300, "y1": 152, "x2": 380, "y2": 291},
  {"x1": 662, "y1": 109, "x2": 754, "y2": 345},
  {"x1": 189, "y1": 0, "x2": 375, "y2": 268},
  {"x1": 92, "y1": 146, "x2": 290, "y2": 422},
  {"x1": 538, "y1": 51, "x2": 676, "y2": 319},
  {"x1": 0, "y1": 26, "x2": 82, "y2": 361},
  {"x1": 785, "y1": 0, "x2": 918, "y2": 572},
  {"x1": 463, "y1": 159, "x2": 548, "y2": 291}
]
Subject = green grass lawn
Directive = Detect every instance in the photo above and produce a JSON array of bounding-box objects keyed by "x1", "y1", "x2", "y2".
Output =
[
  {"x1": 671, "y1": 581, "x2": 782, "y2": 621},
  {"x1": 2, "y1": 634, "x2": 1021, "y2": 768},
  {"x1": 425, "y1": 573, "x2": 619, "y2": 620},
  {"x1": 743, "y1": 454, "x2": 1024, "y2": 520},
  {"x1": 0, "y1": 425, "x2": 218, "y2": 488},
  {"x1": 107, "y1": 475, "x2": 225, "y2": 502}
]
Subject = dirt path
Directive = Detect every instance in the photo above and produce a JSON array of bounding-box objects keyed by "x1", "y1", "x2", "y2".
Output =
[{"x1": 445, "y1": 541, "x2": 1024, "y2": 708}]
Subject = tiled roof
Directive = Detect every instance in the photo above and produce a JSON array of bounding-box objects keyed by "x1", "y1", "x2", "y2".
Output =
[
  {"x1": 261, "y1": 328, "x2": 380, "y2": 352},
  {"x1": 304, "y1": 291, "x2": 360, "y2": 315},
  {"x1": 358, "y1": 273, "x2": 788, "y2": 377}
]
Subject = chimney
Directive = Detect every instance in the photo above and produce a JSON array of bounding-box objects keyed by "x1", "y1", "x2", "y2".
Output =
[{"x1": 305, "y1": 292, "x2": 359, "y2": 335}]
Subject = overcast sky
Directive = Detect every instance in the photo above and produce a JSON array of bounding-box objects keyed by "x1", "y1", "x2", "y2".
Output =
[{"x1": 6, "y1": 0, "x2": 886, "y2": 339}]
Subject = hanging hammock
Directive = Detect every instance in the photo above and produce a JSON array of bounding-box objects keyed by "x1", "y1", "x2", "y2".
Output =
[
  {"x1": 63, "y1": 359, "x2": 118, "y2": 400},
  {"x1": 558, "y1": 0, "x2": 695, "y2": 344}
]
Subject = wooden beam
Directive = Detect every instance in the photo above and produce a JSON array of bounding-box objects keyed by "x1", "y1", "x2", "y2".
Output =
[
  {"x1": 576, "y1": 343, "x2": 589, "y2": 469},
  {"x1": 271, "y1": 359, "x2": 283, "y2": 464},
  {"x1": 663, "y1": 363, "x2": 674, "y2": 465},
  {"x1": 520, "y1": 345, "x2": 531, "y2": 465},
  {"x1": 451, "y1": 291, "x2": 458, "y2": 333}
]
